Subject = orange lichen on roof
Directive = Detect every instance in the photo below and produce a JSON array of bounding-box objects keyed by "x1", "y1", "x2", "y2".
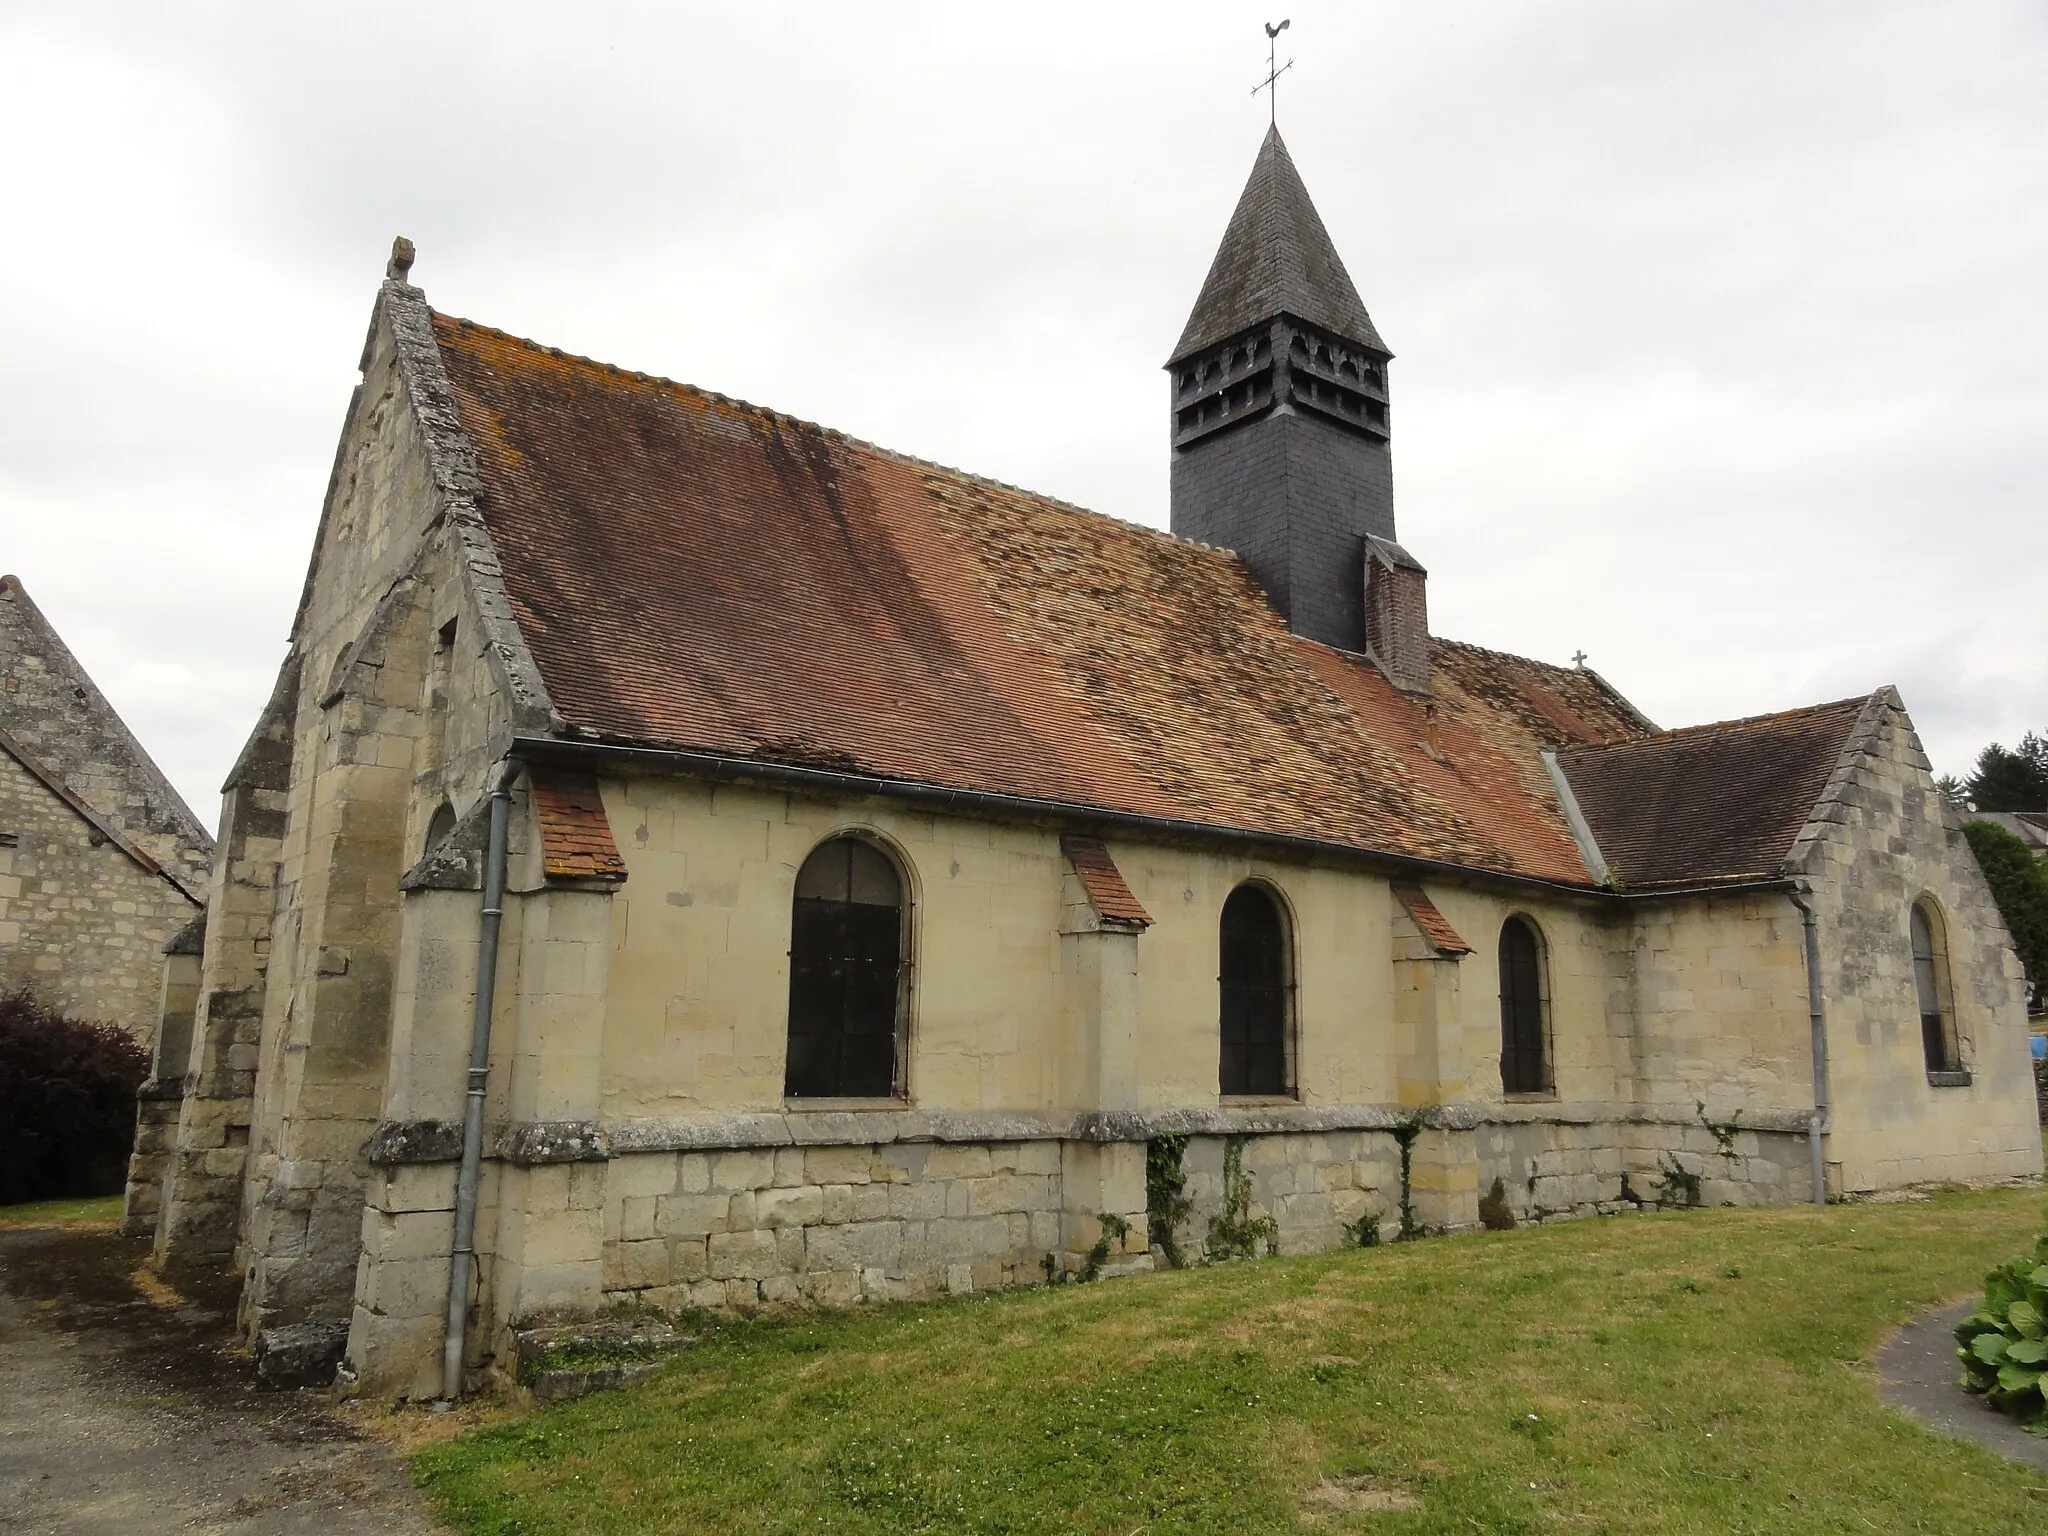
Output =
[
  {"x1": 431, "y1": 312, "x2": 1655, "y2": 888},
  {"x1": 529, "y1": 771, "x2": 627, "y2": 883},
  {"x1": 1390, "y1": 882, "x2": 1473, "y2": 956},
  {"x1": 1061, "y1": 836, "x2": 1153, "y2": 928}
]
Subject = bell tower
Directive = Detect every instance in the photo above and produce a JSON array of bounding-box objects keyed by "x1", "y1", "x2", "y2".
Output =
[{"x1": 1168, "y1": 125, "x2": 1395, "y2": 655}]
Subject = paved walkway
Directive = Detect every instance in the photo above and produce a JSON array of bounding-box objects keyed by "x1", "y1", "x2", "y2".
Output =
[
  {"x1": 0, "y1": 1225, "x2": 443, "y2": 1535},
  {"x1": 1874, "y1": 1299, "x2": 2048, "y2": 1471}
]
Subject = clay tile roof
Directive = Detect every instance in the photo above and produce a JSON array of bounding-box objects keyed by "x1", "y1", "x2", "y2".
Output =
[
  {"x1": 1390, "y1": 883, "x2": 1472, "y2": 955},
  {"x1": 1556, "y1": 695, "x2": 1873, "y2": 891},
  {"x1": 529, "y1": 770, "x2": 627, "y2": 883},
  {"x1": 1170, "y1": 125, "x2": 1386, "y2": 363},
  {"x1": 1061, "y1": 836, "x2": 1152, "y2": 927},
  {"x1": 430, "y1": 312, "x2": 1655, "y2": 889}
]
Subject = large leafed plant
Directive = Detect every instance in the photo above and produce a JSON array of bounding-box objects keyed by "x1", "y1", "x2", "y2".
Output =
[{"x1": 1956, "y1": 1218, "x2": 2048, "y2": 1430}]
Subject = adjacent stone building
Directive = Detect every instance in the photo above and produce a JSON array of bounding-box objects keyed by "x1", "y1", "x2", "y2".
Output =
[
  {"x1": 132, "y1": 128, "x2": 2041, "y2": 1399},
  {"x1": 0, "y1": 573, "x2": 211, "y2": 1032}
]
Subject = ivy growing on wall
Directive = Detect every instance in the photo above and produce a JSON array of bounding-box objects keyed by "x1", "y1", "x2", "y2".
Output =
[
  {"x1": 1206, "y1": 1138, "x2": 1277, "y2": 1260},
  {"x1": 1390, "y1": 1117, "x2": 1425, "y2": 1239},
  {"x1": 1146, "y1": 1134, "x2": 1194, "y2": 1268}
]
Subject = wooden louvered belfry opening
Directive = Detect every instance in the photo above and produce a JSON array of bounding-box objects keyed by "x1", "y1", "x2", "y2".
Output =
[
  {"x1": 1219, "y1": 883, "x2": 1291, "y2": 1097},
  {"x1": 785, "y1": 837, "x2": 905, "y2": 1099},
  {"x1": 1911, "y1": 901, "x2": 1960, "y2": 1074},
  {"x1": 1498, "y1": 916, "x2": 1550, "y2": 1095}
]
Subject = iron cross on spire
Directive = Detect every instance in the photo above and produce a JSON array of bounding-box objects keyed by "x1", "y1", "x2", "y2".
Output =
[{"x1": 1252, "y1": 19, "x2": 1292, "y2": 125}]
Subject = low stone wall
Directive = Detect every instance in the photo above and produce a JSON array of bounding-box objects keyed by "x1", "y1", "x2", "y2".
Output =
[
  {"x1": 1476, "y1": 1117, "x2": 1810, "y2": 1219},
  {"x1": 598, "y1": 1140, "x2": 1093, "y2": 1312},
  {"x1": 591, "y1": 1130, "x2": 1409, "y2": 1320},
  {"x1": 2034, "y1": 1054, "x2": 2047, "y2": 1124},
  {"x1": 343, "y1": 1110, "x2": 1847, "y2": 1397}
]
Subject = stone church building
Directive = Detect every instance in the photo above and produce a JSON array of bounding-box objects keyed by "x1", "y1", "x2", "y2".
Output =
[{"x1": 130, "y1": 127, "x2": 2039, "y2": 1397}]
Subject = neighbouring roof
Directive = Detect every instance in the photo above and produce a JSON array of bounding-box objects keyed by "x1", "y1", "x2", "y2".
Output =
[
  {"x1": 429, "y1": 312, "x2": 1652, "y2": 889},
  {"x1": 1169, "y1": 124, "x2": 1387, "y2": 364},
  {"x1": 0, "y1": 574, "x2": 213, "y2": 895},
  {"x1": 1968, "y1": 811, "x2": 2048, "y2": 854},
  {"x1": 1556, "y1": 696, "x2": 1874, "y2": 892}
]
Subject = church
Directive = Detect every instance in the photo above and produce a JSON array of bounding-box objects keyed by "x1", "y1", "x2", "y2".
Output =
[{"x1": 128, "y1": 127, "x2": 2040, "y2": 1399}]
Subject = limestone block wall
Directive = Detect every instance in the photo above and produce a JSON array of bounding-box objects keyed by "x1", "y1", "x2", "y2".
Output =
[
  {"x1": 1475, "y1": 1114, "x2": 1809, "y2": 1221},
  {"x1": 121, "y1": 943, "x2": 203, "y2": 1236},
  {"x1": 1792, "y1": 693, "x2": 2040, "y2": 1191},
  {"x1": 1608, "y1": 893, "x2": 1812, "y2": 1120},
  {"x1": 151, "y1": 657, "x2": 297, "y2": 1270},
  {"x1": 0, "y1": 748, "x2": 201, "y2": 1038},
  {"x1": 597, "y1": 1141, "x2": 1084, "y2": 1313},
  {"x1": 596, "y1": 776, "x2": 1639, "y2": 1125},
  {"x1": 349, "y1": 1112, "x2": 1824, "y2": 1397}
]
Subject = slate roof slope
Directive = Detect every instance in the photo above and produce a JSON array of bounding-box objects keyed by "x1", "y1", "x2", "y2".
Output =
[
  {"x1": 1170, "y1": 124, "x2": 1387, "y2": 363},
  {"x1": 0, "y1": 575, "x2": 213, "y2": 890},
  {"x1": 1556, "y1": 696, "x2": 1874, "y2": 891},
  {"x1": 432, "y1": 314, "x2": 1650, "y2": 888}
]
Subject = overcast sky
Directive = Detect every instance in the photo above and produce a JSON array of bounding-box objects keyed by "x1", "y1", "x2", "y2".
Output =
[{"x1": 3, "y1": 0, "x2": 2043, "y2": 824}]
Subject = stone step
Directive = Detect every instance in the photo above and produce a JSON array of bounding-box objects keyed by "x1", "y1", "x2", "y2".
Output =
[{"x1": 511, "y1": 1318, "x2": 696, "y2": 1406}]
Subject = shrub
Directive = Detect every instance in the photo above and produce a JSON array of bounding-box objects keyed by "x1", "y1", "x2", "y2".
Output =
[
  {"x1": 1478, "y1": 1176, "x2": 1517, "y2": 1230},
  {"x1": 1955, "y1": 1217, "x2": 2048, "y2": 1430},
  {"x1": 0, "y1": 986, "x2": 148, "y2": 1205}
]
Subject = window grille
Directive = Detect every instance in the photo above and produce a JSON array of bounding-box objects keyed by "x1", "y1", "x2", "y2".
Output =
[
  {"x1": 1498, "y1": 917, "x2": 1551, "y2": 1095},
  {"x1": 1911, "y1": 902, "x2": 1961, "y2": 1075},
  {"x1": 1219, "y1": 884, "x2": 1291, "y2": 1096},
  {"x1": 784, "y1": 837, "x2": 905, "y2": 1099}
]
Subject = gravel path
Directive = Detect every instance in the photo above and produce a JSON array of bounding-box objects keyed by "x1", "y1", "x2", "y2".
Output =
[
  {"x1": 1874, "y1": 1299, "x2": 2048, "y2": 1471},
  {"x1": 0, "y1": 1225, "x2": 444, "y2": 1535}
]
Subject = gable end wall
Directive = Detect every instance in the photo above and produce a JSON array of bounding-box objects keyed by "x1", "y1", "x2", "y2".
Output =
[{"x1": 1793, "y1": 690, "x2": 2040, "y2": 1191}]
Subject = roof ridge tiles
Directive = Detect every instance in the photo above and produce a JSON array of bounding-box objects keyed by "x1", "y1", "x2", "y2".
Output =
[{"x1": 1564, "y1": 692, "x2": 1876, "y2": 754}]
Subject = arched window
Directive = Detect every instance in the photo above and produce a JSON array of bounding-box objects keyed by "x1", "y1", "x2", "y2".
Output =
[
  {"x1": 785, "y1": 837, "x2": 907, "y2": 1099},
  {"x1": 1498, "y1": 916, "x2": 1551, "y2": 1095},
  {"x1": 424, "y1": 801, "x2": 456, "y2": 856},
  {"x1": 1911, "y1": 901, "x2": 1961, "y2": 1075},
  {"x1": 1219, "y1": 883, "x2": 1292, "y2": 1097}
]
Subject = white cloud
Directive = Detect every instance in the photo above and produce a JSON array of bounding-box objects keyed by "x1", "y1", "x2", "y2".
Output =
[{"x1": 1, "y1": 0, "x2": 2042, "y2": 818}]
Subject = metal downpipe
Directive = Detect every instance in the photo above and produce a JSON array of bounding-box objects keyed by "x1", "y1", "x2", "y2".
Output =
[
  {"x1": 442, "y1": 759, "x2": 519, "y2": 1401},
  {"x1": 1788, "y1": 883, "x2": 1831, "y2": 1205}
]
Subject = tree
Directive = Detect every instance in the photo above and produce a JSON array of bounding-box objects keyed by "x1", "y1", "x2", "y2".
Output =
[
  {"x1": 1965, "y1": 731, "x2": 2048, "y2": 813},
  {"x1": 1963, "y1": 821, "x2": 2048, "y2": 1014}
]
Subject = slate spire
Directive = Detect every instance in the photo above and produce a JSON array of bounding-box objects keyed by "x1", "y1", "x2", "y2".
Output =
[
  {"x1": 1170, "y1": 125, "x2": 1385, "y2": 365},
  {"x1": 1167, "y1": 127, "x2": 1400, "y2": 658}
]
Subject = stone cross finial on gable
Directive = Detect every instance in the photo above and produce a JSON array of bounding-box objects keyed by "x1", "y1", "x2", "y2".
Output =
[{"x1": 387, "y1": 236, "x2": 416, "y2": 283}]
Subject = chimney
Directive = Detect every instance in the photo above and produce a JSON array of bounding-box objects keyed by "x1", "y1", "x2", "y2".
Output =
[{"x1": 1364, "y1": 535, "x2": 1431, "y2": 694}]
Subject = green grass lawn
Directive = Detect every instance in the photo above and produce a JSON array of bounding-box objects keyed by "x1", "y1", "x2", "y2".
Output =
[
  {"x1": 0, "y1": 1194, "x2": 124, "y2": 1230},
  {"x1": 415, "y1": 1188, "x2": 2048, "y2": 1535}
]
